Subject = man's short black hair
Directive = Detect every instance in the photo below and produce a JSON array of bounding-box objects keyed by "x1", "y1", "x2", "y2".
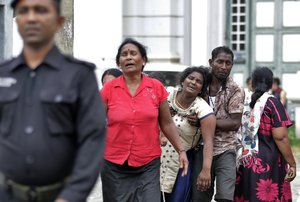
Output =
[
  {"x1": 211, "y1": 46, "x2": 234, "y2": 61},
  {"x1": 273, "y1": 77, "x2": 281, "y2": 85},
  {"x1": 10, "y1": 0, "x2": 19, "y2": 8},
  {"x1": 11, "y1": 0, "x2": 62, "y2": 14}
]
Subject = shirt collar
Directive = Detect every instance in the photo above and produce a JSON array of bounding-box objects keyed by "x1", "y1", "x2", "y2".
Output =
[
  {"x1": 7, "y1": 54, "x2": 26, "y2": 72},
  {"x1": 8, "y1": 45, "x2": 64, "y2": 72},
  {"x1": 113, "y1": 74, "x2": 153, "y2": 89},
  {"x1": 42, "y1": 46, "x2": 64, "y2": 69}
]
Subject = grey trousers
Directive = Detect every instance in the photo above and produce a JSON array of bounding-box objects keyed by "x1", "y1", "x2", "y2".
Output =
[{"x1": 191, "y1": 146, "x2": 236, "y2": 202}]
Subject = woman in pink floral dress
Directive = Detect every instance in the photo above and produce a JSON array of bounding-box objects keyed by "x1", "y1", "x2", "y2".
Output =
[{"x1": 234, "y1": 67, "x2": 297, "y2": 202}]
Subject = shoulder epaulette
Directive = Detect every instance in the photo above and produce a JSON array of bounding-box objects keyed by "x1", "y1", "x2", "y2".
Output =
[
  {"x1": 0, "y1": 58, "x2": 15, "y2": 68},
  {"x1": 64, "y1": 55, "x2": 96, "y2": 70}
]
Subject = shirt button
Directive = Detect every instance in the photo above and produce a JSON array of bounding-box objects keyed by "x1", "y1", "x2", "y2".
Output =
[
  {"x1": 54, "y1": 95, "x2": 63, "y2": 102},
  {"x1": 26, "y1": 155, "x2": 34, "y2": 165},
  {"x1": 29, "y1": 71, "x2": 36, "y2": 78},
  {"x1": 25, "y1": 126, "x2": 34, "y2": 134}
]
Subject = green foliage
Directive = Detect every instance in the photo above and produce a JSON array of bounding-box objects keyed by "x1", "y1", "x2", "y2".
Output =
[{"x1": 288, "y1": 125, "x2": 300, "y2": 147}]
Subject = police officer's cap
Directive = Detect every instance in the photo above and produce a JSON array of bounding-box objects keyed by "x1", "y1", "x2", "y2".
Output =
[{"x1": 11, "y1": 0, "x2": 61, "y2": 9}]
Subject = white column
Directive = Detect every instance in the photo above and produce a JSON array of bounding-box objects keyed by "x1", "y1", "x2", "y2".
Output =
[
  {"x1": 74, "y1": 0, "x2": 123, "y2": 69},
  {"x1": 191, "y1": 0, "x2": 208, "y2": 66},
  {"x1": 207, "y1": 0, "x2": 226, "y2": 58}
]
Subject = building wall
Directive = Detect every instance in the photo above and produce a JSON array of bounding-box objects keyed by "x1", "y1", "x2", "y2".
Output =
[
  {"x1": 190, "y1": 0, "x2": 227, "y2": 67},
  {"x1": 6, "y1": 0, "x2": 74, "y2": 58},
  {"x1": 74, "y1": 0, "x2": 122, "y2": 68},
  {"x1": 122, "y1": 0, "x2": 185, "y2": 64},
  {"x1": 8, "y1": 0, "x2": 224, "y2": 68},
  {"x1": 55, "y1": 0, "x2": 73, "y2": 55},
  {"x1": 207, "y1": 0, "x2": 226, "y2": 56}
]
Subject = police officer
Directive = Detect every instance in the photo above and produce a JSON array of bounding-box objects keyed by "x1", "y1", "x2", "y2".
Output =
[{"x1": 0, "y1": 0, "x2": 106, "y2": 202}]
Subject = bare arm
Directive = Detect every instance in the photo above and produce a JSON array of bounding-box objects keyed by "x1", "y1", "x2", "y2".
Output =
[
  {"x1": 158, "y1": 100, "x2": 189, "y2": 176},
  {"x1": 159, "y1": 131, "x2": 168, "y2": 146},
  {"x1": 272, "y1": 126, "x2": 296, "y2": 182},
  {"x1": 196, "y1": 114, "x2": 216, "y2": 191},
  {"x1": 216, "y1": 113, "x2": 242, "y2": 131}
]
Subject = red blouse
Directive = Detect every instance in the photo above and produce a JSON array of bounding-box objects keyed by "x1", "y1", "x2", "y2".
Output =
[{"x1": 101, "y1": 75, "x2": 168, "y2": 167}]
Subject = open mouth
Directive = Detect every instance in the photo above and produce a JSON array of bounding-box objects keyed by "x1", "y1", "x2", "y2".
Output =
[
  {"x1": 125, "y1": 63, "x2": 135, "y2": 68},
  {"x1": 187, "y1": 86, "x2": 195, "y2": 91}
]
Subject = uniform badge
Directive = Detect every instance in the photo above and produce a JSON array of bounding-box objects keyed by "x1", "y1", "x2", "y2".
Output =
[{"x1": 0, "y1": 77, "x2": 17, "y2": 87}]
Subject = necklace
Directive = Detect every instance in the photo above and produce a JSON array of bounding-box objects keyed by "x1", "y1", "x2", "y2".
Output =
[{"x1": 175, "y1": 98, "x2": 187, "y2": 109}]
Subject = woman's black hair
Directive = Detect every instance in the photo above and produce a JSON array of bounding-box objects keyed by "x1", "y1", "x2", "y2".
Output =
[
  {"x1": 178, "y1": 66, "x2": 209, "y2": 98},
  {"x1": 147, "y1": 72, "x2": 166, "y2": 86},
  {"x1": 273, "y1": 77, "x2": 281, "y2": 86},
  {"x1": 101, "y1": 68, "x2": 122, "y2": 84},
  {"x1": 115, "y1": 38, "x2": 148, "y2": 70},
  {"x1": 250, "y1": 67, "x2": 273, "y2": 108}
]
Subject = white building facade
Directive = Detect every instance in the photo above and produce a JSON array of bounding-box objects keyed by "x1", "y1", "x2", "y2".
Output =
[
  {"x1": 3, "y1": 0, "x2": 300, "y2": 136},
  {"x1": 71, "y1": 0, "x2": 226, "y2": 78}
]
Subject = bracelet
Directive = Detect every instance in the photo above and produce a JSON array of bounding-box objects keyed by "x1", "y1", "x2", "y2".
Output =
[{"x1": 178, "y1": 149, "x2": 185, "y2": 154}]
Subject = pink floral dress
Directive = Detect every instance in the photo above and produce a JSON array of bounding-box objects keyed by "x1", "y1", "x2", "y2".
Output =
[{"x1": 234, "y1": 97, "x2": 293, "y2": 202}]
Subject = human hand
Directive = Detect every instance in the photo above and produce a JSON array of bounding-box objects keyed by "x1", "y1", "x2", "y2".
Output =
[
  {"x1": 186, "y1": 114, "x2": 200, "y2": 127},
  {"x1": 284, "y1": 166, "x2": 296, "y2": 182},
  {"x1": 178, "y1": 151, "x2": 189, "y2": 176},
  {"x1": 196, "y1": 169, "x2": 211, "y2": 192},
  {"x1": 160, "y1": 133, "x2": 168, "y2": 146}
]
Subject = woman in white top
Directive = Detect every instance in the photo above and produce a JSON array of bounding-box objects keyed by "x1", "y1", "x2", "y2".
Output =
[{"x1": 160, "y1": 66, "x2": 216, "y2": 201}]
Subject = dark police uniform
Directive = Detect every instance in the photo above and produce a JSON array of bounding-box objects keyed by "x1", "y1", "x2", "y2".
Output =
[{"x1": 0, "y1": 46, "x2": 106, "y2": 202}]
